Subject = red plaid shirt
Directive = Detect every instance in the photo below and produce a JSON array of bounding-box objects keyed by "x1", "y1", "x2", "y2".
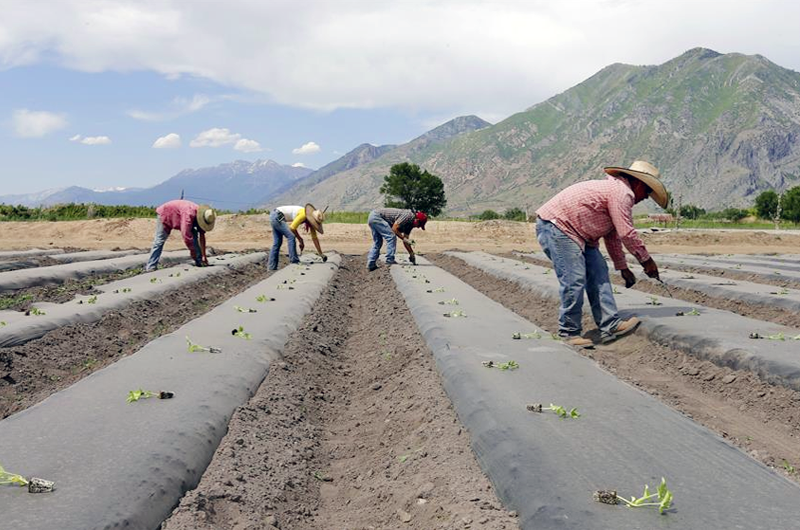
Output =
[{"x1": 536, "y1": 176, "x2": 650, "y2": 270}]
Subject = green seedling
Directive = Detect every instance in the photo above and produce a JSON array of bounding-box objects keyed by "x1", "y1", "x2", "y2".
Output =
[
  {"x1": 0, "y1": 321, "x2": 6, "y2": 327},
  {"x1": 782, "y1": 460, "x2": 796, "y2": 474},
  {"x1": 312, "y1": 471, "x2": 333, "y2": 482},
  {"x1": 186, "y1": 336, "x2": 222, "y2": 353},
  {"x1": 512, "y1": 331, "x2": 543, "y2": 340},
  {"x1": 443, "y1": 310, "x2": 467, "y2": 318},
  {"x1": 426, "y1": 287, "x2": 446, "y2": 293},
  {"x1": 543, "y1": 269, "x2": 552, "y2": 275},
  {"x1": 612, "y1": 286, "x2": 621, "y2": 294},
  {"x1": 397, "y1": 454, "x2": 410, "y2": 463},
  {"x1": 770, "y1": 288, "x2": 790, "y2": 295},
  {"x1": 168, "y1": 272, "x2": 181, "y2": 277},
  {"x1": 256, "y1": 294, "x2": 275, "y2": 302},
  {"x1": 87, "y1": 295, "x2": 98, "y2": 304},
  {"x1": 126, "y1": 389, "x2": 174, "y2": 403},
  {"x1": 234, "y1": 305, "x2": 258, "y2": 313},
  {"x1": 0, "y1": 462, "x2": 28, "y2": 487},
  {"x1": 113, "y1": 287, "x2": 132, "y2": 294},
  {"x1": 150, "y1": 277, "x2": 162, "y2": 284},
  {"x1": 545, "y1": 403, "x2": 580, "y2": 419},
  {"x1": 437, "y1": 298, "x2": 459, "y2": 305},
  {"x1": 594, "y1": 477, "x2": 673, "y2": 515},
  {"x1": 734, "y1": 264, "x2": 742, "y2": 269},
  {"x1": 26, "y1": 307, "x2": 45, "y2": 316},
  {"x1": 646, "y1": 296, "x2": 662, "y2": 306},
  {"x1": 232, "y1": 326, "x2": 252, "y2": 340},
  {"x1": 676, "y1": 308, "x2": 701, "y2": 316},
  {"x1": 276, "y1": 284, "x2": 294, "y2": 290},
  {"x1": 482, "y1": 360, "x2": 519, "y2": 370},
  {"x1": 767, "y1": 332, "x2": 786, "y2": 341},
  {"x1": 680, "y1": 275, "x2": 696, "y2": 279}
]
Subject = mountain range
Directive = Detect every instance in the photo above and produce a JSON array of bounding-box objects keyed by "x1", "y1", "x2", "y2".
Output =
[{"x1": 4, "y1": 47, "x2": 800, "y2": 214}]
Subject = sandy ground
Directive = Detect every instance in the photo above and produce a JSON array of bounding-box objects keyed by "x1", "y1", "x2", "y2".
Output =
[{"x1": 3, "y1": 216, "x2": 800, "y2": 255}]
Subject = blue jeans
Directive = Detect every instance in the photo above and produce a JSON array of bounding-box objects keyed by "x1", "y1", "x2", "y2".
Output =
[
  {"x1": 536, "y1": 218, "x2": 621, "y2": 340},
  {"x1": 145, "y1": 215, "x2": 200, "y2": 271},
  {"x1": 367, "y1": 211, "x2": 397, "y2": 266},
  {"x1": 269, "y1": 209, "x2": 300, "y2": 270}
]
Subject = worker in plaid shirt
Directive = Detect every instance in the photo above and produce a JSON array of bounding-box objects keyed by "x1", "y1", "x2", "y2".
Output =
[{"x1": 535, "y1": 161, "x2": 668, "y2": 346}]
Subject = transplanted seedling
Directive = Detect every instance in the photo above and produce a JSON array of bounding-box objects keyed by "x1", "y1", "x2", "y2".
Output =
[
  {"x1": 612, "y1": 286, "x2": 621, "y2": 294},
  {"x1": 0, "y1": 462, "x2": 54, "y2": 493},
  {"x1": 26, "y1": 307, "x2": 46, "y2": 316},
  {"x1": 443, "y1": 310, "x2": 467, "y2": 318},
  {"x1": 168, "y1": 272, "x2": 181, "y2": 277},
  {"x1": 482, "y1": 360, "x2": 519, "y2": 370},
  {"x1": 234, "y1": 305, "x2": 258, "y2": 313},
  {"x1": 675, "y1": 308, "x2": 701, "y2": 316},
  {"x1": 150, "y1": 277, "x2": 162, "y2": 284},
  {"x1": 126, "y1": 389, "x2": 175, "y2": 403},
  {"x1": 770, "y1": 288, "x2": 790, "y2": 295},
  {"x1": 437, "y1": 298, "x2": 459, "y2": 305},
  {"x1": 526, "y1": 403, "x2": 580, "y2": 419},
  {"x1": 232, "y1": 326, "x2": 253, "y2": 339},
  {"x1": 312, "y1": 471, "x2": 333, "y2": 482},
  {"x1": 87, "y1": 295, "x2": 98, "y2": 304},
  {"x1": 186, "y1": 336, "x2": 222, "y2": 353},
  {"x1": 0, "y1": 321, "x2": 6, "y2": 327},
  {"x1": 512, "y1": 331, "x2": 542, "y2": 340},
  {"x1": 276, "y1": 284, "x2": 294, "y2": 290},
  {"x1": 594, "y1": 477, "x2": 673, "y2": 515},
  {"x1": 425, "y1": 287, "x2": 446, "y2": 293},
  {"x1": 646, "y1": 296, "x2": 662, "y2": 306},
  {"x1": 256, "y1": 294, "x2": 275, "y2": 302}
]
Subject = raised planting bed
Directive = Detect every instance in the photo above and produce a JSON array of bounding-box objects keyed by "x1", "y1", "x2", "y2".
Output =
[
  {"x1": 0, "y1": 249, "x2": 65, "y2": 260},
  {"x1": 0, "y1": 253, "x2": 267, "y2": 347},
  {"x1": 0, "y1": 250, "x2": 187, "y2": 294},
  {"x1": 451, "y1": 252, "x2": 800, "y2": 392},
  {"x1": 639, "y1": 254, "x2": 800, "y2": 286},
  {"x1": 0, "y1": 255, "x2": 339, "y2": 530},
  {"x1": 49, "y1": 249, "x2": 143, "y2": 263},
  {"x1": 391, "y1": 258, "x2": 800, "y2": 529}
]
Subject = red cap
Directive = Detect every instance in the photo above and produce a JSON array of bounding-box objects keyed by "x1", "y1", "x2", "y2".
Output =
[{"x1": 415, "y1": 211, "x2": 428, "y2": 230}]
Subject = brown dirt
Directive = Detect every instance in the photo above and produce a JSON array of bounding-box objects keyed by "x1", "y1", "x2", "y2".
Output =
[
  {"x1": 508, "y1": 253, "x2": 800, "y2": 329},
  {"x1": 162, "y1": 255, "x2": 519, "y2": 530},
  {"x1": 429, "y1": 253, "x2": 800, "y2": 484},
  {"x1": 0, "y1": 262, "x2": 272, "y2": 419}
]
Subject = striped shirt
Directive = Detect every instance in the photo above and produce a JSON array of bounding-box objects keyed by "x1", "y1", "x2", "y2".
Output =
[
  {"x1": 536, "y1": 176, "x2": 650, "y2": 270},
  {"x1": 375, "y1": 208, "x2": 415, "y2": 234}
]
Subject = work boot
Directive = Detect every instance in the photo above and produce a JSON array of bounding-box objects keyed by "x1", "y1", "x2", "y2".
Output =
[
  {"x1": 368, "y1": 263, "x2": 378, "y2": 272},
  {"x1": 565, "y1": 336, "x2": 593, "y2": 347},
  {"x1": 601, "y1": 317, "x2": 641, "y2": 344}
]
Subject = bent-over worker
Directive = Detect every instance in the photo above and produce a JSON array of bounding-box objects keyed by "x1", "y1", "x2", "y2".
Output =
[
  {"x1": 268, "y1": 203, "x2": 327, "y2": 270},
  {"x1": 367, "y1": 208, "x2": 427, "y2": 271},
  {"x1": 535, "y1": 160, "x2": 667, "y2": 346},
  {"x1": 145, "y1": 199, "x2": 216, "y2": 271}
]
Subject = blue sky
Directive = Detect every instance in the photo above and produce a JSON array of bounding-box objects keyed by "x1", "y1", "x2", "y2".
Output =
[{"x1": 2, "y1": 0, "x2": 800, "y2": 195}]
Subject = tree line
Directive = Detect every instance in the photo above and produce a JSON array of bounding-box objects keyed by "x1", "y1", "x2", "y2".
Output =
[{"x1": 671, "y1": 186, "x2": 800, "y2": 224}]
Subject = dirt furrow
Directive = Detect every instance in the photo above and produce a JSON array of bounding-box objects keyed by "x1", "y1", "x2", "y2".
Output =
[
  {"x1": 430, "y1": 253, "x2": 800, "y2": 485},
  {"x1": 0, "y1": 262, "x2": 272, "y2": 419},
  {"x1": 162, "y1": 255, "x2": 519, "y2": 530}
]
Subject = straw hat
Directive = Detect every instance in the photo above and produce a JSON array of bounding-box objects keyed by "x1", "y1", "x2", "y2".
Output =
[
  {"x1": 604, "y1": 161, "x2": 669, "y2": 209},
  {"x1": 304, "y1": 203, "x2": 325, "y2": 234},
  {"x1": 196, "y1": 204, "x2": 216, "y2": 232}
]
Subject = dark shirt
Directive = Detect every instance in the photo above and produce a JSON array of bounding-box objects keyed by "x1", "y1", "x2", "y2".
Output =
[{"x1": 375, "y1": 208, "x2": 415, "y2": 234}]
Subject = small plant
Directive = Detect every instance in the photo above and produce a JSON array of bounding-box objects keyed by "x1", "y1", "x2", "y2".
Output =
[
  {"x1": 437, "y1": 298, "x2": 459, "y2": 305},
  {"x1": 0, "y1": 462, "x2": 28, "y2": 487},
  {"x1": 443, "y1": 310, "x2": 467, "y2": 318},
  {"x1": 276, "y1": 284, "x2": 294, "y2": 290},
  {"x1": 676, "y1": 308, "x2": 701, "y2": 316},
  {"x1": 114, "y1": 287, "x2": 132, "y2": 294},
  {"x1": 425, "y1": 287, "x2": 446, "y2": 293},
  {"x1": 168, "y1": 272, "x2": 181, "y2": 277},
  {"x1": 767, "y1": 332, "x2": 785, "y2": 341},
  {"x1": 256, "y1": 294, "x2": 275, "y2": 302},
  {"x1": 546, "y1": 403, "x2": 580, "y2": 419},
  {"x1": 397, "y1": 454, "x2": 410, "y2": 463},
  {"x1": 0, "y1": 321, "x2": 6, "y2": 327},
  {"x1": 646, "y1": 296, "x2": 662, "y2": 306},
  {"x1": 612, "y1": 286, "x2": 621, "y2": 294},
  {"x1": 680, "y1": 275, "x2": 695, "y2": 279},
  {"x1": 87, "y1": 295, "x2": 98, "y2": 304},
  {"x1": 594, "y1": 477, "x2": 673, "y2": 515},
  {"x1": 234, "y1": 305, "x2": 258, "y2": 313},
  {"x1": 543, "y1": 269, "x2": 552, "y2": 275},
  {"x1": 770, "y1": 288, "x2": 790, "y2": 295},
  {"x1": 126, "y1": 389, "x2": 175, "y2": 403},
  {"x1": 312, "y1": 471, "x2": 333, "y2": 482},
  {"x1": 782, "y1": 460, "x2": 796, "y2": 474},
  {"x1": 150, "y1": 277, "x2": 161, "y2": 284},
  {"x1": 481, "y1": 360, "x2": 519, "y2": 370},
  {"x1": 512, "y1": 331, "x2": 542, "y2": 340},
  {"x1": 232, "y1": 326, "x2": 252, "y2": 339},
  {"x1": 27, "y1": 307, "x2": 46, "y2": 316},
  {"x1": 185, "y1": 336, "x2": 221, "y2": 353}
]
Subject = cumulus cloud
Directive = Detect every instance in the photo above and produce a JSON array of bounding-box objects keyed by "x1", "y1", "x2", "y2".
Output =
[
  {"x1": 70, "y1": 134, "x2": 112, "y2": 145},
  {"x1": 3, "y1": 2, "x2": 800, "y2": 118},
  {"x1": 152, "y1": 133, "x2": 181, "y2": 148},
  {"x1": 190, "y1": 127, "x2": 240, "y2": 148},
  {"x1": 234, "y1": 138, "x2": 262, "y2": 153},
  {"x1": 291, "y1": 162, "x2": 306, "y2": 168},
  {"x1": 292, "y1": 141, "x2": 320, "y2": 155},
  {"x1": 12, "y1": 109, "x2": 68, "y2": 138}
]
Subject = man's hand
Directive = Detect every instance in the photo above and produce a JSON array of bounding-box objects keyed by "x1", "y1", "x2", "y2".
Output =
[
  {"x1": 620, "y1": 268, "x2": 636, "y2": 288},
  {"x1": 641, "y1": 258, "x2": 659, "y2": 279},
  {"x1": 298, "y1": 238, "x2": 305, "y2": 252},
  {"x1": 319, "y1": 253, "x2": 328, "y2": 262},
  {"x1": 409, "y1": 254, "x2": 416, "y2": 265}
]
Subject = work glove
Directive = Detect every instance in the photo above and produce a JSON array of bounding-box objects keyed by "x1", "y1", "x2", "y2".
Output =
[
  {"x1": 620, "y1": 268, "x2": 636, "y2": 288},
  {"x1": 409, "y1": 254, "x2": 416, "y2": 265},
  {"x1": 641, "y1": 258, "x2": 659, "y2": 280}
]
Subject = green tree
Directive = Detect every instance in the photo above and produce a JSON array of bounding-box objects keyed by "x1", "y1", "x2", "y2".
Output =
[
  {"x1": 782, "y1": 186, "x2": 800, "y2": 224},
  {"x1": 754, "y1": 190, "x2": 779, "y2": 220},
  {"x1": 504, "y1": 207, "x2": 527, "y2": 221},
  {"x1": 476, "y1": 210, "x2": 501, "y2": 221},
  {"x1": 679, "y1": 204, "x2": 705, "y2": 219},
  {"x1": 379, "y1": 162, "x2": 447, "y2": 217},
  {"x1": 720, "y1": 207, "x2": 748, "y2": 222}
]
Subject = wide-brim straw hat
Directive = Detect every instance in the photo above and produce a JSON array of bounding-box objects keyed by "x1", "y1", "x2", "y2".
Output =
[
  {"x1": 196, "y1": 204, "x2": 216, "y2": 232},
  {"x1": 304, "y1": 203, "x2": 325, "y2": 234},
  {"x1": 604, "y1": 160, "x2": 669, "y2": 209}
]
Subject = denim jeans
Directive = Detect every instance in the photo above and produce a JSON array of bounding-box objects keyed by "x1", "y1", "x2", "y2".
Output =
[
  {"x1": 145, "y1": 215, "x2": 200, "y2": 271},
  {"x1": 269, "y1": 209, "x2": 300, "y2": 270},
  {"x1": 535, "y1": 218, "x2": 621, "y2": 340},
  {"x1": 367, "y1": 211, "x2": 398, "y2": 266}
]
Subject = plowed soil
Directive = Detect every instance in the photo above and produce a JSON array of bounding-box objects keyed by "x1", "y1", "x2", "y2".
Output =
[
  {"x1": 162, "y1": 255, "x2": 519, "y2": 530},
  {"x1": 429, "y1": 254, "x2": 800, "y2": 485}
]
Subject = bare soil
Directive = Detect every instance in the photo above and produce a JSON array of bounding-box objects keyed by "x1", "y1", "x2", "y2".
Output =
[
  {"x1": 0, "y1": 262, "x2": 272, "y2": 419},
  {"x1": 429, "y1": 254, "x2": 800, "y2": 484},
  {"x1": 162, "y1": 256, "x2": 519, "y2": 530}
]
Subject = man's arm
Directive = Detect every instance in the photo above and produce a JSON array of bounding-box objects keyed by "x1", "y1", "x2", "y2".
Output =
[
  {"x1": 392, "y1": 222, "x2": 415, "y2": 260},
  {"x1": 199, "y1": 231, "x2": 208, "y2": 265}
]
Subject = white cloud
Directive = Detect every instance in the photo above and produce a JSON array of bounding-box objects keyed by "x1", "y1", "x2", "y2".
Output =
[
  {"x1": 152, "y1": 133, "x2": 181, "y2": 148},
  {"x1": 291, "y1": 162, "x2": 306, "y2": 168},
  {"x1": 234, "y1": 138, "x2": 262, "y2": 153},
  {"x1": 71, "y1": 135, "x2": 111, "y2": 145},
  {"x1": 12, "y1": 109, "x2": 68, "y2": 138},
  {"x1": 190, "y1": 127, "x2": 240, "y2": 148},
  {"x1": 292, "y1": 141, "x2": 320, "y2": 155},
  {"x1": 3, "y1": 2, "x2": 800, "y2": 119},
  {"x1": 128, "y1": 94, "x2": 212, "y2": 121}
]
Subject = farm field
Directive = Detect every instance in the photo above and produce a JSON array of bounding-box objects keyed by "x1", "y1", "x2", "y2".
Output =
[{"x1": 1, "y1": 221, "x2": 800, "y2": 529}]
